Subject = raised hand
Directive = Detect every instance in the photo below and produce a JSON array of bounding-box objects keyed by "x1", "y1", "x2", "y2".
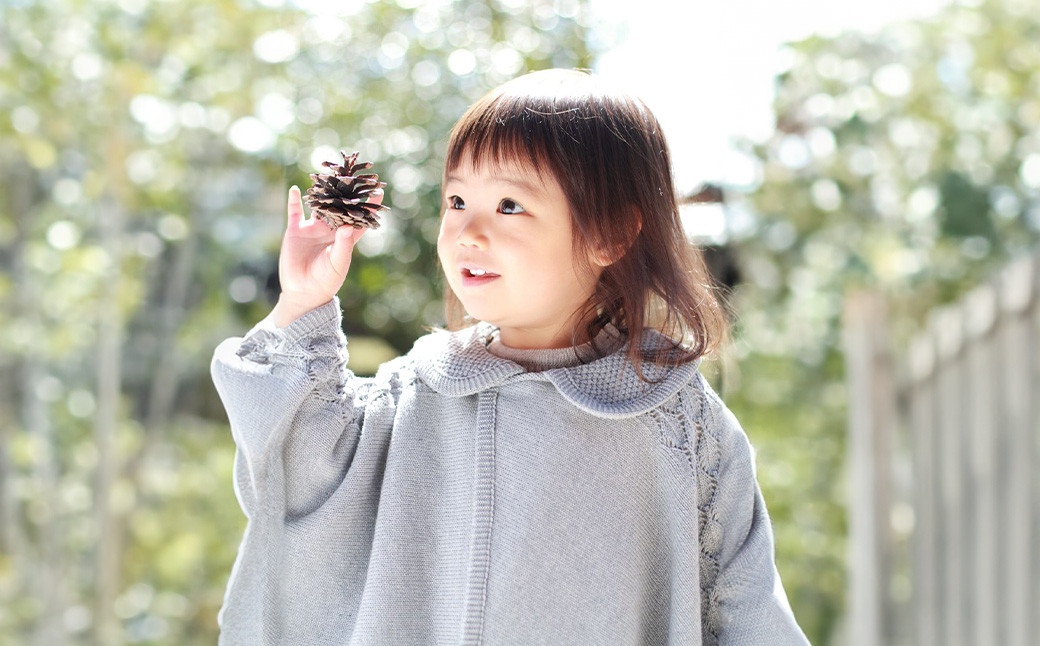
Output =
[{"x1": 270, "y1": 185, "x2": 380, "y2": 327}]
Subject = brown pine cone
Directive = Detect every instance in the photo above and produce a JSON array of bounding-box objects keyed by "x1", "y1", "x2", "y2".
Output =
[{"x1": 305, "y1": 150, "x2": 390, "y2": 229}]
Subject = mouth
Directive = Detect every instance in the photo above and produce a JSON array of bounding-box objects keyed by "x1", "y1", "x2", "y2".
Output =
[
  {"x1": 460, "y1": 265, "x2": 500, "y2": 285},
  {"x1": 462, "y1": 267, "x2": 497, "y2": 277}
]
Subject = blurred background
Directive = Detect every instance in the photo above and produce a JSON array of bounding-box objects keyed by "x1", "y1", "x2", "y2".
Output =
[{"x1": 2, "y1": 0, "x2": 1039, "y2": 643}]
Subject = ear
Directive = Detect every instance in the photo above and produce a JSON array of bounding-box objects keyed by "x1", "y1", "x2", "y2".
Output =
[
  {"x1": 591, "y1": 248, "x2": 615, "y2": 267},
  {"x1": 591, "y1": 210, "x2": 642, "y2": 267}
]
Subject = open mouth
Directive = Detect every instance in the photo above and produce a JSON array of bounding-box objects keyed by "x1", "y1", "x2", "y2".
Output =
[
  {"x1": 460, "y1": 266, "x2": 500, "y2": 285},
  {"x1": 463, "y1": 268, "x2": 498, "y2": 278}
]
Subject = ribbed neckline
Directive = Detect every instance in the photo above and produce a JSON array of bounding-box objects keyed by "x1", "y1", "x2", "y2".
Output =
[{"x1": 485, "y1": 324, "x2": 626, "y2": 372}]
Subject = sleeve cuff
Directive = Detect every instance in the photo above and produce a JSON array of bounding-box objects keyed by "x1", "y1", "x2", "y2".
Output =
[
  {"x1": 237, "y1": 297, "x2": 344, "y2": 363},
  {"x1": 271, "y1": 298, "x2": 342, "y2": 342}
]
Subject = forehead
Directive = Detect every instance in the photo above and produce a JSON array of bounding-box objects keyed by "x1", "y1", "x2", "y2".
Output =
[{"x1": 444, "y1": 151, "x2": 562, "y2": 198}]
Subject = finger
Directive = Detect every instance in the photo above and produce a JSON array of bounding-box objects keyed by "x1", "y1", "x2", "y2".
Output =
[
  {"x1": 287, "y1": 185, "x2": 304, "y2": 229},
  {"x1": 367, "y1": 188, "x2": 384, "y2": 206},
  {"x1": 328, "y1": 226, "x2": 356, "y2": 276}
]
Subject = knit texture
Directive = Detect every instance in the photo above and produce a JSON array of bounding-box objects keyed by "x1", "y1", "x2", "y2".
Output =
[{"x1": 211, "y1": 297, "x2": 809, "y2": 645}]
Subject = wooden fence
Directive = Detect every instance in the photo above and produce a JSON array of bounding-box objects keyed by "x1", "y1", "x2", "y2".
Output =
[{"x1": 844, "y1": 254, "x2": 1040, "y2": 646}]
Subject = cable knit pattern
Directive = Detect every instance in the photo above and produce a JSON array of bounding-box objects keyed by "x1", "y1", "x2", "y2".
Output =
[
  {"x1": 691, "y1": 377, "x2": 725, "y2": 645},
  {"x1": 236, "y1": 306, "x2": 357, "y2": 412},
  {"x1": 210, "y1": 297, "x2": 809, "y2": 646},
  {"x1": 644, "y1": 385, "x2": 724, "y2": 644}
]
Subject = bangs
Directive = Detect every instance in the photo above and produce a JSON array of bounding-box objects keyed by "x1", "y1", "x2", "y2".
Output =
[
  {"x1": 443, "y1": 70, "x2": 658, "y2": 195},
  {"x1": 444, "y1": 86, "x2": 580, "y2": 183}
]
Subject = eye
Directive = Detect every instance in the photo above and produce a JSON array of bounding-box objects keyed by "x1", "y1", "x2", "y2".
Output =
[
  {"x1": 448, "y1": 195, "x2": 465, "y2": 210},
  {"x1": 499, "y1": 198, "x2": 526, "y2": 215}
]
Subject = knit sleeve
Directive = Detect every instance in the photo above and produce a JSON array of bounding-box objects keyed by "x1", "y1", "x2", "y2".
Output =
[
  {"x1": 699, "y1": 385, "x2": 810, "y2": 646},
  {"x1": 210, "y1": 297, "x2": 372, "y2": 521}
]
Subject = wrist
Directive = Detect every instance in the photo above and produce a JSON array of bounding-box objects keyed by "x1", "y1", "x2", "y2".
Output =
[{"x1": 271, "y1": 293, "x2": 333, "y2": 328}]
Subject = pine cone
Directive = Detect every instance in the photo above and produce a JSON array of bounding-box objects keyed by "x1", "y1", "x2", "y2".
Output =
[{"x1": 305, "y1": 150, "x2": 390, "y2": 230}]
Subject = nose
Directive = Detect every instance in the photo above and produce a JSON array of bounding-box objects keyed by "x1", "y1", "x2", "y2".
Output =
[{"x1": 456, "y1": 212, "x2": 489, "y2": 249}]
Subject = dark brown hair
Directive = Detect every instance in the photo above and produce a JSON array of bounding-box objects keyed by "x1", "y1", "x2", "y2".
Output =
[{"x1": 441, "y1": 69, "x2": 727, "y2": 380}]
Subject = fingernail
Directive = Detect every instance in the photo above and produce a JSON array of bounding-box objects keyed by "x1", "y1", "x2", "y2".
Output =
[{"x1": 290, "y1": 185, "x2": 299, "y2": 193}]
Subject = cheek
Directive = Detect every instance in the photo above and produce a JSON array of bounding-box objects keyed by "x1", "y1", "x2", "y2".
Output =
[
  {"x1": 435, "y1": 215, "x2": 451, "y2": 256},
  {"x1": 436, "y1": 216, "x2": 455, "y2": 277}
]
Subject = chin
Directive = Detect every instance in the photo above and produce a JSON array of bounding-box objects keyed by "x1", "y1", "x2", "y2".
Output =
[{"x1": 462, "y1": 309, "x2": 505, "y2": 326}]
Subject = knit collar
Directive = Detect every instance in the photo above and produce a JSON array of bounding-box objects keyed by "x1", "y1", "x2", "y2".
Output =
[{"x1": 408, "y1": 322, "x2": 702, "y2": 418}]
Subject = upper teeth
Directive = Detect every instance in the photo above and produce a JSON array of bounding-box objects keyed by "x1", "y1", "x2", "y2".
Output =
[{"x1": 471, "y1": 269, "x2": 486, "y2": 276}]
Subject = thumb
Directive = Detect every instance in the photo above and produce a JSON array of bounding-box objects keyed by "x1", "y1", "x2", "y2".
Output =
[
  {"x1": 367, "y1": 188, "x2": 384, "y2": 207},
  {"x1": 328, "y1": 225, "x2": 364, "y2": 276}
]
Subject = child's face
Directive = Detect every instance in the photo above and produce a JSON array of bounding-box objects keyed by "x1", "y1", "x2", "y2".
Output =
[{"x1": 437, "y1": 155, "x2": 607, "y2": 349}]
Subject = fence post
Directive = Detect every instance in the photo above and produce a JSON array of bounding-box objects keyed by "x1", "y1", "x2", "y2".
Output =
[
  {"x1": 908, "y1": 332, "x2": 938, "y2": 646},
  {"x1": 843, "y1": 290, "x2": 896, "y2": 646},
  {"x1": 999, "y1": 256, "x2": 1035, "y2": 646},
  {"x1": 932, "y1": 303, "x2": 968, "y2": 646},
  {"x1": 964, "y1": 284, "x2": 999, "y2": 646}
]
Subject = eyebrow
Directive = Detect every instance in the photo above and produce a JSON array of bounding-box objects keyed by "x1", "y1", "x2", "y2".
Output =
[{"x1": 443, "y1": 172, "x2": 548, "y2": 199}]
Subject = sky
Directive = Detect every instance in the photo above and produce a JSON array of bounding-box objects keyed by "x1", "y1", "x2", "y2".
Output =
[{"x1": 589, "y1": 0, "x2": 953, "y2": 197}]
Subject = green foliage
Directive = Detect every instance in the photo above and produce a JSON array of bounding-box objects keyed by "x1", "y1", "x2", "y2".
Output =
[
  {"x1": 0, "y1": 0, "x2": 591, "y2": 643},
  {"x1": 723, "y1": 0, "x2": 1040, "y2": 642}
]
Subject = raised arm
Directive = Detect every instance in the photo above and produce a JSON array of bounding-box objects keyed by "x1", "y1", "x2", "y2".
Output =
[{"x1": 211, "y1": 186, "x2": 382, "y2": 521}]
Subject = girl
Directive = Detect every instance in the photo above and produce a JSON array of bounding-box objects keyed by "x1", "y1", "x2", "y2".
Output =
[{"x1": 212, "y1": 69, "x2": 809, "y2": 645}]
